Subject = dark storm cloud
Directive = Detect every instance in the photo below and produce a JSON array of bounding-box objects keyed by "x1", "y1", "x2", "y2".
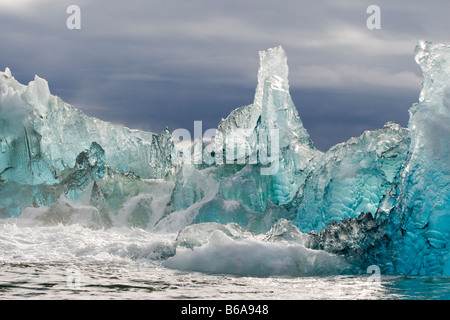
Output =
[{"x1": 1, "y1": 0, "x2": 449, "y2": 150}]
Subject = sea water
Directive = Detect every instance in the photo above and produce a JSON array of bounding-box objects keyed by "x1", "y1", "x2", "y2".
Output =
[{"x1": 0, "y1": 219, "x2": 449, "y2": 300}]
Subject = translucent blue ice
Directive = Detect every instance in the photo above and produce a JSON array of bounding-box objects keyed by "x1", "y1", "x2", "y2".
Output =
[
  {"x1": 371, "y1": 41, "x2": 450, "y2": 276},
  {"x1": 0, "y1": 41, "x2": 449, "y2": 276}
]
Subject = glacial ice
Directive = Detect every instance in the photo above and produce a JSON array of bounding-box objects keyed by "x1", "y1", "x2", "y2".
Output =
[
  {"x1": 164, "y1": 227, "x2": 349, "y2": 277},
  {"x1": 0, "y1": 41, "x2": 449, "y2": 276},
  {"x1": 368, "y1": 41, "x2": 450, "y2": 276},
  {"x1": 215, "y1": 46, "x2": 321, "y2": 207},
  {"x1": 174, "y1": 222, "x2": 254, "y2": 249},
  {"x1": 292, "y1": 121, "x2": 410, "y2": 232},
  {"x1": 0, "y1": 71, "x2": 173, "y2": 216}
]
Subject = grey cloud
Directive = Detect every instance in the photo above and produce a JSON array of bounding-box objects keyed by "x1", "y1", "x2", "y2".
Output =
[{"x1": 0, "y1": 0, "x2": 448, "y2": 151}]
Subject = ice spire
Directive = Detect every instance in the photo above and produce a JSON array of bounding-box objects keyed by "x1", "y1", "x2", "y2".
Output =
[
  {"x1": 376, "y1": 40, "x2": 450, "y2": 275},
  {"x1": 218, "y1": 45, "x2": 314, "y2": 149},
  {"x1": 253, "y1": 46, "x2": 290, "y2": 108},
  {"x1": 214, "y1": 46, "x2": 320, "y2": 206},
  {"x1": 4, "y1": 67, "x2": 11, "y2": 78}
]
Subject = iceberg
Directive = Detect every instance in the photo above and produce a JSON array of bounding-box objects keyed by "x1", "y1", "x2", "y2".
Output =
[
  {"x1": 368, "y1": 41, "x2": 450, "y2": 276},
  {"x1": 0, "y1": 41, "x2": 449, "y2": 276},
  {"x1": 292, "y1": 121, "x2": 410, "y2": 232},
  {"x1": 214, "y1": 46, "x2": 321, "y2": 207},
  {"x1": 289, "y1": 41, "x2": 450, "y2": 276},
  {"x1": 0, "y1": 70, "x2": 174, "y2": 216},
  {"x1": 164, "y1": 226, "x2": 349, "y2": 277}
]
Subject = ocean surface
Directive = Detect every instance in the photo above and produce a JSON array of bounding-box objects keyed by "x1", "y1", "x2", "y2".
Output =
[{"x1": 1, "y1": 219, "x2": 449, "y2": 300}]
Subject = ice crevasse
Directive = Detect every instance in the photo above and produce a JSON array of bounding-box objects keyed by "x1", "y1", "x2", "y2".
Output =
[{"x1": 0, "y1": 41, "x2": 449, "y2": 276}]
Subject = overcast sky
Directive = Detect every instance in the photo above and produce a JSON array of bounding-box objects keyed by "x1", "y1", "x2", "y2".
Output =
[{"x1": 1, "y1": 0, "x2": 449, "y2": 151}]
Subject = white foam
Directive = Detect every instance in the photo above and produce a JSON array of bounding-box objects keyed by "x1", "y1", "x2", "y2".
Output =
[
  {"x1": 0, "y1": 219, "x2": 176, "y2": 265},
  {"x1": 1, "y1": 208, "x2": 349, "y2": 277},
  {"x1": 164, "y1": 230, "x2": 349, "y2": 277}
]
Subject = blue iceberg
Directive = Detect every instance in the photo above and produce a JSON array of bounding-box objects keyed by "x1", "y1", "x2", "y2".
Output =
[{"x1": 0, "y1": 41, "x2": 449, "y2": 276}]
